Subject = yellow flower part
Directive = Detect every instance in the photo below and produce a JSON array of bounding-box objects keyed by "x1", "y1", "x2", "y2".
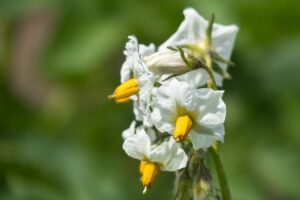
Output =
[
  {"x1": 109, "y1": 79, "x2": 139, "y2": 103},
  {"x1": 141, "y1": 161, "x2": 160, "y2": 194},
  {"x1": 173, "y1": 115, "x2": 193, "y2": 142},
  {"x1": 114, "y1": 97, "x2": 131, "y2": 104},
  {"x1": 139, "y1": 160, "x2": 147, "y2": 174}
]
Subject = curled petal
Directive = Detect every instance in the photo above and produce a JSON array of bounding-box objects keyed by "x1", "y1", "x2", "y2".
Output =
[
  {"x1": 122, "y1": 121, "x2": 136, "y2": 140},
  {"x1": 123, "y1": 128, "x2": 151, "y2": 160},
  {"x1": 189, "y1": 127, "x2": 224, "y2": 149},
  {"x1": 150, "y1": 138, "x2": 188, "y2": 171}
]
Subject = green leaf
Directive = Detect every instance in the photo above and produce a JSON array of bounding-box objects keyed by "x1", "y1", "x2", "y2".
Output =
[{"x1": 43, "y1": 20, "x2": 123, "y2": 77}]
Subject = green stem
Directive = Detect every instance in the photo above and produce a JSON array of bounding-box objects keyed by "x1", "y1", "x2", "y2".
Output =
[
  {"x1": 204, "y1": 52, "x2": 231, "y2": 200},
  {"x1": 209, "y1": 143, "x2": 232, "y2": 200},
  {"x1": 174, "y1": 168, "x2": 193, "y2": 200}
]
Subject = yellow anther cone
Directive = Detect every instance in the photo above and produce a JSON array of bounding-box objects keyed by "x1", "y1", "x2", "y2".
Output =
[
  {"x1": 139, "y1": 160, "x2": 147, "y2": 175},
  {"x1": 115, "y1": 97, "x2": 131, "y2": 104},
  {"x1": 173, "y1": 115, "x2": 193, "y2": 141},
  {"x1": 141, "y1": 162, "x2": 159, "y2": 194},
  {"x1": 109, "y1": 79, "x2": 139, "y2": 103}
]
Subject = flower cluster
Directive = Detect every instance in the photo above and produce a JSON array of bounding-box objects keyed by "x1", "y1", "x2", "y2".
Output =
[{"x1": 109, "y1": 8, "x2": 238, "y2": 195}]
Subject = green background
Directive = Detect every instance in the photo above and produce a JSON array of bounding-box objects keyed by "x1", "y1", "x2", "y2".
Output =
[{"x1": 0, "y1": 0, "x2": 300, "y2": 199}]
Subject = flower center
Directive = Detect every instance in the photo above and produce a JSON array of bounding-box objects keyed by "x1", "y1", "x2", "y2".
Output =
[
  {"x1": 140, "y1": 161, "x2": 160, "y2": 194},
  {"x1": 173, "y1": 115, "x2": 193, "y2": 142},
  {"x1": 185, "y1": 41, "x2": 209, "y2": 59},
  {"x1": 109, "y1": 79, "x2": 139, "y2": 103}
]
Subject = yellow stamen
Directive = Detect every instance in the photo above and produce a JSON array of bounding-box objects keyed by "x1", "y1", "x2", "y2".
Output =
[
  {"x1": 139, "y1": 160, "x2": 147, "y2": 174},
  {"x1": 115, "y1": 97, "x2": 131, "y2": 104},
  {"x1": 173, "y1": 115, "x2": 193, "y2": 142},
  {"x1": 141, "y1": 161, "x2": 159, "y2": 193},
  {"x1": 109, "y1": 79, "x2": 139, "y2": 102}
]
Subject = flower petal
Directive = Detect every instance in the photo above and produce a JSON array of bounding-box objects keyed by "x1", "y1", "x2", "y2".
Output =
[
  {"x1": 121, "y1": 121, "x2": 136, "y2": 140},
  {"x1": 176, "y1": 68, "x2": 209, "y2": 89},
  {"x1": 145, "y1": 127, "x2": 157, "y2": 143},
  {"x1": 120, "y1": 36, "x2": 156, "y2": 83},
  {"x1": 158, "y1": 8, "x2": 238, "y2": 87},
  {"x1": 151, "y1": 80, "x2": 180, "y2": 133},
  {"x1": 134, "y1": 73, "x2": 156, "y2": 126},
  {"x1": 151, "y1": 107, "x2": 174, "y2": 133},
  {"x1": 212, "y1": 24, "x2": 239, "y2": 86},
  {"x1": 152, "y1": 78, "x2": 199, "y2": 134},
  {"x1": 194, "y1": 89, "x2": 226, "y2": 126},
  {"x1": 189, "y1": 126, "x2": 224, "y2": 149},
  {"x1": 150, "y1": 138, "x2": 188, "y2": 171},
  {"x1": 159, "y1": 8, "x2": 207, "y2": 51},
  {"x1": 123, "y1": 128, "x2": 151, "y2": 160},
  {"x1": 139, "y1": 43, "x2": 155, "y2": 57},
  {"x1": 120, "y1": 36, "x2": 139, "y2": 82},
  {"x1": 212, "y1": 24, "x2": 239, "y2": 63}
]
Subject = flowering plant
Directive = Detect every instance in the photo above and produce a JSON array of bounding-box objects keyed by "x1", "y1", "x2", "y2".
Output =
[{"x1": 109, "y1": 8, "x2": 238, "y2": 200}]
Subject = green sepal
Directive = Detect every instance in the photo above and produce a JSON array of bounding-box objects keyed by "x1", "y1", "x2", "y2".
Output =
[
  {"x1": 206, "y1": 14, "x2": 215, "y2": 46},
  {"x1": 192, "y1": 58, "x2": 206, "y2": 70},
  {"x1": 212, "y1": 61, "x2": 232, "y2": 80},
  {"x1": 160, "y1": 74, "x2": 177, "y2": 82},
  {"x1": 167, "y1": 46, "x2": 195, "y2": 69},
  {"x1": 153, "y1": 81, "x2": 162, "y2": 87},
  {"x1": 210, "y1": 50, "x2": 235, "y2": 66},
  {"x1": 177, "y1": 46, "x2": 191, "y2": 67},
  {"x1": 167, "y1": 46, "x2": 178, "y2": 51}
]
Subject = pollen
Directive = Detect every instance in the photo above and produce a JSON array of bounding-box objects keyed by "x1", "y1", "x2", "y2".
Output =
[
  {"x1": 173, "y1": 115, "x2": 193, "y2": 142},
  {"x1": 109, "y1": 79, "x2": 139, "y2": 103},
  {"x1": 141, "y1": 161, "x2": 160, "y2": 194}
]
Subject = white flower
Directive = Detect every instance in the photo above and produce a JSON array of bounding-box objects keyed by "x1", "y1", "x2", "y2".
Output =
[
  {"x1": 112, "y1": 36, "x2": 156, "y2": 126},
  {"x1": 122, "y1": 121, "x2": 156, "y2": 142},
  {"x1": 120, "y1": 36, "x2": 155, "y2": 83},
  {"x1": 122, "y1": 121, "x2": 137, "y2": 140},
  {"x1": 151, "y1": 79, "x2": 226, "y2": 149},
  {"x1": 123, "y1": 127, "x2": 187, "y2": 171},
  {"x1": 158, "y1": 8, "x2": 239, "y2": 87},
  {"x1": 123, "y1": 127, "x2": 187, "y2": 192}
]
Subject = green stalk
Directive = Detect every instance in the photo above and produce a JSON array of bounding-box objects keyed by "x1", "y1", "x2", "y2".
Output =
[
  {"x1": 209, "y1": 143, "x2": 232, "y2": 200},
  {"x1": 204, "y1": 37, "x2": 231, "y2": 198}
]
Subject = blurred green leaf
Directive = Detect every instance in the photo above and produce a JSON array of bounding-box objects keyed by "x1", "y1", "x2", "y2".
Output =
[{"x1": 44, "y1": 19, "x2": 123, "y2": 76}]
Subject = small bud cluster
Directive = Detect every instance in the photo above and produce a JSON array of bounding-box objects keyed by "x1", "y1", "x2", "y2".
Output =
[{"x1": 109, "y1": 8, "x2": 238, "y2": 199}]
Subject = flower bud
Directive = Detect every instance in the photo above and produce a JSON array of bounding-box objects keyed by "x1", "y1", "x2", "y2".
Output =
[{"x1": 144, "y1": 51, "x2": 189, "y2": 75}]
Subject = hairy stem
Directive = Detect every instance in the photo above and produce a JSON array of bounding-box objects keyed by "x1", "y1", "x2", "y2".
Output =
[
  {"x1": 209, "y1": 143, "x2": 232, "y2": 200},
  {"x1": 174, "y1": 169, "x2": 193, "y2": 200},
  {"x1": 204, "y1": 51, "x2": 231, "y2": 199}
]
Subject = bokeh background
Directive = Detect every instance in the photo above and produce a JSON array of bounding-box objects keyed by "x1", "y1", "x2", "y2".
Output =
[{"x1": 0, "y1": 0, "x2": 300, "y2": 199}]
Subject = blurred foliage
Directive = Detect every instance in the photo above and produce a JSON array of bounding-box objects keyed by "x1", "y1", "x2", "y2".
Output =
[{"x1": 0, "y1": 0, "x2": 300, "y2": 199}]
